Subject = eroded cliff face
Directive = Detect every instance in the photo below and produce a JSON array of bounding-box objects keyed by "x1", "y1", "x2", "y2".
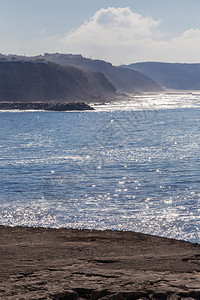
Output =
[
  {"x1": 38, "y1": 53, "x2": 163, "y2": 94},
  {"x1": 0, "y1": 61, "x2": 116, "y2": 103}
]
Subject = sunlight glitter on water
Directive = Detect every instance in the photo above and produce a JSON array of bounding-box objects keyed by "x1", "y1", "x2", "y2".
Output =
[
  {"x1": 0, "y1": 95, "x2": 200, "y2": 243},
  {"x1": 92, "y1": 92, "x2": 200, "y2": 111}
]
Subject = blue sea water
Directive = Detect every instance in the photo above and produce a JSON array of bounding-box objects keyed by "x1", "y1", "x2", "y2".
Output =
[{"x1": 0, "y1": 93, "x2": 200, "y2": 243}]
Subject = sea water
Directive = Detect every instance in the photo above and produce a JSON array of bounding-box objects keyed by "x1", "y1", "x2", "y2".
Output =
[{"x1": 0, "y1": 93, "x2": 200, "y2": 243}]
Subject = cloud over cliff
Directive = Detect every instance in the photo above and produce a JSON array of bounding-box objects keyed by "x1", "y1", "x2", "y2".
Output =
[
  {"x1": 61, "y1": 7, "x2": 200, "y2": 64},
  {"x1": 64, "y1": 7, "x2": 160, "y2": 42}
]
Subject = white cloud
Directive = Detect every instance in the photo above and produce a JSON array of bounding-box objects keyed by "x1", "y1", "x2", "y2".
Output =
[
  {"x1": 63, "y1": 7, "x2": 160, "y2": 44},
  {"x1": 60, "y1": 7, "x2": 200, "y2": 64}
]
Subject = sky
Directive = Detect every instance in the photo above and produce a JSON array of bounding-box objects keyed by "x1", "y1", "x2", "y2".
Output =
[{"x1": 1, "y1": 0, "x2": 200, "y2": 65}]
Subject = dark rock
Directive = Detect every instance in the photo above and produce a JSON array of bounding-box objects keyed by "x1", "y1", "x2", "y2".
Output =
[
  {"x1": 0, "y1": 227, "x2": 199, "y2": 299},
  {"x1": 0, "y1": 102, "x2": 94, "y2": 111},
  {"x1": 50, "y1": 290, "x2": 79, "y2": 300}
]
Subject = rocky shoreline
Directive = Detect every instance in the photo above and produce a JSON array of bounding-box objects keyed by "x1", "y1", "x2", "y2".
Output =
[
  {"x1": 0, "y1": 226, "x2": 199, "y2": 299},
  {"x1": 0, "y1": 102, "x2": 94, "y2": 111}
]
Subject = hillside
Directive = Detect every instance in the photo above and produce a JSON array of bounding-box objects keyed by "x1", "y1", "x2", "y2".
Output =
[
  {"x1": 0, "y1": 60, "x2": 116, "y2": 103},
  {"x1": 123, "y1": 62, "x2": 200, "y2": 90},
  {"x1": 35, "y1": 53, "x2": 162, "y2": 94}
]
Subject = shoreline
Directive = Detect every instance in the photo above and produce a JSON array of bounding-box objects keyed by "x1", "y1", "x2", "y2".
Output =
[{"x1": 0, "y1": 226, "x2": 199, "y2": 299}]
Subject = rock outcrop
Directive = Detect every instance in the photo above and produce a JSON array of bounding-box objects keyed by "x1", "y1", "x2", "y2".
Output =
[
  {"x1": 0, "y1": 226, "x2": 199, "y2": 299},
  {"x1": 0, "y1": 102, "x2": 94, "y2": 111}
]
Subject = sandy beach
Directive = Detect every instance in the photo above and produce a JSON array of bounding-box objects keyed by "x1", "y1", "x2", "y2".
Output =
[{"x1": 0, "y1": 226, "x2": 199, "y2": 299}]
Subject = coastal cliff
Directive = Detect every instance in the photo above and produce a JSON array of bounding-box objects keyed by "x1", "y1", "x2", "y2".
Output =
[
  {"x1": 39, "y1": 53, "x2": 163, "y2": 94},
  {"x1": 123, "y1": 62, "x2": 200, "y2": 90},
  {"x1": 0, "y1": 61, "x2": 116, "y2": 103}
]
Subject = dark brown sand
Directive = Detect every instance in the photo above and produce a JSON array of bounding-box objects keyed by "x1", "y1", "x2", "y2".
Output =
[{"x1": 0, "y1": 226, "x2": 199, "y2": 299}]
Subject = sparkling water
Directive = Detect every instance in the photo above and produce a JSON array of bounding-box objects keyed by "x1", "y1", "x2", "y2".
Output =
[{"x1": 0, "y1": 93, "x2": 200, "y2": 243}]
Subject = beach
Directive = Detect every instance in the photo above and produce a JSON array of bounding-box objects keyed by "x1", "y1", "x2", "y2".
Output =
[{"x1": 0, "y1": 226, "x2": 199, "y2": 299}]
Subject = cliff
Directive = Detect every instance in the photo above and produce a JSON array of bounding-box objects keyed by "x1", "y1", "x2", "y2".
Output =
[
  {"x1": 0, "y1": 61, "x2": 116, "y2": 103},
  {"x1": 35, "y1": 53, "x2": 162, "y2": 94},
  {"x1": 123, "y1": 62, "x2": 200, "y2": 90}
]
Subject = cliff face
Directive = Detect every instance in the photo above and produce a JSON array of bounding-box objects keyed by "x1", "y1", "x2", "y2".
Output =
[
  {"x1": 123, "y1": 62, "x2": 200, "y2": 90},
  {"x1": 37, "y1": 53, "x2": 162, "y2": 94},
  {"x1": 0, "y1": 61, "x2": 116, "y2": 103}
]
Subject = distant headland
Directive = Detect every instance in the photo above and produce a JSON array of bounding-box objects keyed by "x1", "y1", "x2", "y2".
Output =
[
  {"x1": 0, "y1": 53, "x2": 162, "y2": 109},
  {"x1": 2, "y1": 53, "x2": 200, "y2": 109},
  {"x1": 122, "y1": 61, "x2": 200, "y2": 90},
  {"x1": 0, "y1": 60, "x2": 116, "y2": 106}
]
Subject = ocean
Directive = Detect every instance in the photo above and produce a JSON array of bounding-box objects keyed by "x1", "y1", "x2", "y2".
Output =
[{"x1": 0, "y1": 93, "x2": 200, "y2": 243}]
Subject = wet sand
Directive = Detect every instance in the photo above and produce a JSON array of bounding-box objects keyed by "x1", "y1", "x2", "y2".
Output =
[{"x1": 0, "y1": 225, "x2": 199, "y2": 299}]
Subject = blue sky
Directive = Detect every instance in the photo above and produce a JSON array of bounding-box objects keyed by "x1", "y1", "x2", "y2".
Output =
[{"x1": 1, "y1": 0, "x2": 200, "y2": 64}]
